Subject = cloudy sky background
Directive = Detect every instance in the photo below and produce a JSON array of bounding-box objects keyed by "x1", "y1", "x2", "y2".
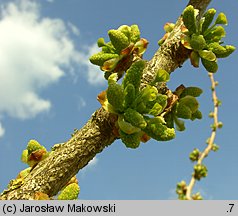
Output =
[{"x1": 0, "y1": 0, "x2": 237, "y2": 199}]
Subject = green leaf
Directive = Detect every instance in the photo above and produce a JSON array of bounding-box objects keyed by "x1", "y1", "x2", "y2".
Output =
[
  {"x1": 182, "y1": 5, "x2": 197, "y2": 34},
  {"x1": 118, "y1": 115, "x2": 141, "y2": 134},
  {"x1": 118, "y1": 25, "x2": 131, "y2": 41},
  {"x1": 89, "y1": 52, "x2": 119, "y2": 66},
  {"x1": 205, "y1": 26, "x2": 226, "y2": 42},
  {"x1": 153, "y1": 69, "x2": 170, "y2": 83},
  {"x1": 119, "y1": 130, "x2": 141, "y2": 149},
  {"x1": 140, "y1": 85, "x2": 158, "y2": 102},
  {"x1": 180, "y1": 87, "x2": 203, "y2": 98},
  {"x1": 130, "y1": 24, "x2": 141, "y2": 43},
  {"x1": 124, "y1": 108, "x2": 147, "y2": 129},
  {"x1": 189, "y1": 51, "x2": 200, "y2": 67},
  {"x1": 176, "y1": 103, "x2": 192, "y2": 119},
  {"x1": 108, "y1": 29, "x2": 130, "y2": 53},
  {"x1": 208, "y1": 43, "x2": 236, "y2": 58},
  {"x1": 179, "y1": 95, "x2": 199, "y2": 113},
  {"x1": 124, "y1": 84, "x2": 136, "y2": 109},
  {"x1": 190, "y1": 34, "x2": 206, "y2": 51},
  {"x1": 174, "y1": 117, "x2": 186, "y2": 131},
  {"x1": 202, "y1": 8, "x2": 216, "y2": 33},
  {"x1": 201, "y1": 58, "x2": 218, "y2": 73},
  {"x1": 148, "y1": 103, "x2": 163, "y2": 116},
  {"x1": 191, "y1": 110, "x2": 203, "y2": 120},
  {"x1": 107, "y1": 83, "x2": 125, "y2": 112},
  {"x1": 181, "y1": 34, "x2": 192, "y2": 49},
  {"x1": 144, "y1": 117, "x2": 176, "y2": 141},
  {"x1": 122, "y1": 60, "x2": 146, "y2": 94},
  {"x1": 198, "y1": 50, "x2": 216, "y2": 61}
]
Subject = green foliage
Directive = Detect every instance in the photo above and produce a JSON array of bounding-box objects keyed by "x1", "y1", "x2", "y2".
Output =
[
  {"x1": 21, "y1": 139, "x2": 48, "y2": 167},
  {"x1": 193, "y1": 164, "x2": 208, "y2": 180},
  {"x1": 89, "y1": 22, "x2": 205, "y2": 149},
  {"x1": 95, "y1": 59, "x2": 179, "y2": 148},
  {"x1": 164, "y1": 86, "x2": 203, "y2": 131},
  {"x1": 176, "y1": 180, "x2": 187, "y2": 200},
  {"x1": 181, "y1": 5, "x2": 235, "y2": 73},
  {"x1": 89, "y1": 24, "x2": 148, "y2": 79},
  {"x1": 189, "y1": 148, "x2": 200, "y2": 162}
]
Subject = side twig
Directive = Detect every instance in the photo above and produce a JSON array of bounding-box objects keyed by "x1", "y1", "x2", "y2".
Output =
[{"x1": 185, "y1": 72, "x2": 221, "y2": 200}]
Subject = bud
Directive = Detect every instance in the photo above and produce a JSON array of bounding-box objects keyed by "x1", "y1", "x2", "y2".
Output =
[
  {"x1": 212, "y1": 144, "x2": 219, "y2": 152},
  {"x1": 27, "y1": 139, "x2": 45, "y2": 154},
  {"x1": 193, "y1": 164, "x2": 208, "y2": 180},
  {"x1": 215, "y1": 12, "x2": 228, "y2": 25},
  {"x1": 192, "y1": 192, "x2": 203, "y2": 200},
  {"x1": 189, "y1": 148, "x2": 200, "y2": 162},
  {"x1": 97, "y1": 38, "x2": 106, "y2": 47},
  {"x1": 164, "y1": 22, "x2": 175, "y2": 33}
]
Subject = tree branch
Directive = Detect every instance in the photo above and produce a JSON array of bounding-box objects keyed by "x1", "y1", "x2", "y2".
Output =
[{"x1": 0, "y1": 0, "x2": 212, "y2": 200}]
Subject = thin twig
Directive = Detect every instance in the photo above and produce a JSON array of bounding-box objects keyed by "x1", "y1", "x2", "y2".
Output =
[{"x1": 186, "y1": 72, "x2": 220, "y2": 200}]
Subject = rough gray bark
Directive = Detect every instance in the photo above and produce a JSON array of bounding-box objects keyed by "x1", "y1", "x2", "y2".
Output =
[{"x1": 0, "y1": 0, "x2": 211, "y2": 200}]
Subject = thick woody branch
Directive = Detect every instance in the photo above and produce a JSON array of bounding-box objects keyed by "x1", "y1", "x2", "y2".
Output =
[{"x1": 0, "y1": 0, "x2": 211, "y2": 200}]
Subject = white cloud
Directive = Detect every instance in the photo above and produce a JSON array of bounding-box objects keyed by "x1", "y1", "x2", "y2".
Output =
[
  {"x1": 77, "y1": 96, "x2": 86, "y2": 111},
  {"x1": 0, "y1": 0, "x2": 80, "y2": 119},
  {"x1": 68, "y1": 22, "x2": 80, "y2": 36},
  {"x1": 88, "y1": 157, "x2": 98, "y2": 167},
  {"x1": 0, "y1": 0, "x2": 106, "y2": 138},
  {"x1": 80, "y1": 157, "x2": 98, "y2": 174},
  {"x1": 0, "y1": 123, "x2": 5, "y2": 137}
]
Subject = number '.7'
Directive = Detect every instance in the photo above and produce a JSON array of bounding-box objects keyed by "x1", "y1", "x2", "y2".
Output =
[{"x1": 228, "y1": 204, "x2": 234, "y2": 212}]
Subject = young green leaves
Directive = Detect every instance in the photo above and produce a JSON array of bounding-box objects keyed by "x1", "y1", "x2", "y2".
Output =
[
  {"x1": 89, "y1": 24, "x2": 148, "y2": 80},
  {"x1": 181, "y1": 6, "x2": 235, "y2": 73},
  {"x1": 164, "y1": 86, "x2": 203, "y2": 131},
  {"x1": 21, "y1": 139, "x2": 48, "y2": 167},
  {"x1": 97, "y1": 60, "x2": 175, "y2": 148}
]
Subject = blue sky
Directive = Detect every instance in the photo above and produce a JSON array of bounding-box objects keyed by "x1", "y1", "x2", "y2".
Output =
[{"x1": 0, "y1": 0, "x2": 237, "y2": 199}]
